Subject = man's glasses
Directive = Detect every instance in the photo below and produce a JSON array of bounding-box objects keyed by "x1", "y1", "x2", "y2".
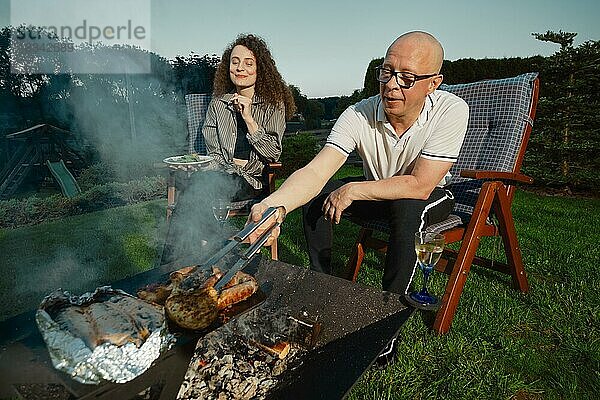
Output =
[{"x1": 375, "y1": 66, "x2": 438, "y2": 89}]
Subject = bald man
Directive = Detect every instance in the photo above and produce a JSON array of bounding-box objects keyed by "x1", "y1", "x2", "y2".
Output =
[{"x1": 251, "y1": 31, "x2": 468, "y2": 299}]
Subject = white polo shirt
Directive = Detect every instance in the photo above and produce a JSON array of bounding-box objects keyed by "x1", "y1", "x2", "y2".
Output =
[{"x1": 325, "y1": 91, "x2": 469, "y2": 187}]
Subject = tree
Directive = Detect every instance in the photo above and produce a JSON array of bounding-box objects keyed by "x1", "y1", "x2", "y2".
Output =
[
  {"x1": 532, "y1": 30, "x2": 577, "y2": 51},
  {"x1": 289, "y1": 84, "x2": 308, "y2": 117},
  {"x1": 0, "y1": 25, "x2": 220, "y2": 181},
  {"x1": 172, "y1": 52, "x2": 219, "y2": 95},
  {"x1": 304, "y1": 100, "x2": 325, "y2": 129},
  {"x1": 313, "y1": 96, "x2": 340, "y2": 120},
  {"x1": 362, "y1": 58, "x2": 382, "y2": 98},
  {"x1": 334, "y1": 89, "x2": 365, "y2": 118},
  {"x1": 530, "y1": 32, "x2": 600, "y2": 191},
  {"x1": 288, "y1": 85, "x2": 324, "y2": 129}
]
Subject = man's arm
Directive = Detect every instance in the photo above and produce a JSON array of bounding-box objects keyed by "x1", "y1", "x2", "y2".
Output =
[
  {"x1": 260, "y1": 146, "x2": 347, "y2": 212},
  {"x1": 247, "y1": 146, "x2": 347, "y2": 231},
  {"x1": 323, "y1": 157, "x2": 452, "y2": 223}
]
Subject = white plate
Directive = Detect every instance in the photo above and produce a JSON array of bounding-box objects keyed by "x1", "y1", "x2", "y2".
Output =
[{"x1": 163, "y1": 154, "x2": 213, "y2": 166}]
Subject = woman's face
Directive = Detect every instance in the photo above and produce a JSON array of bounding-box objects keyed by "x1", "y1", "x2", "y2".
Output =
[{"x1": 229, "y1": 45, "x2": 257, "y2": 91}]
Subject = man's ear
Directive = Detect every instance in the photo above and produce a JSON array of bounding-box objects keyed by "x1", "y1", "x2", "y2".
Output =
[{"x1": 428, "y1": 74, "x2": 444, "y2": 93}]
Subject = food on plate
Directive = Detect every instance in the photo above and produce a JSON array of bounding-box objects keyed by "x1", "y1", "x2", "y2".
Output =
[
  {"x1": 175, "y1": 154, "x2": 203, "y2": 163},
  {"x1": 163, "y1": 154, "x2": 212, "y2": 167}
]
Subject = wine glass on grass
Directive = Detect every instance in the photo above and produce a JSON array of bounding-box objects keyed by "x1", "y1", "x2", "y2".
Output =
[{"x1": 408, "y1": 231, "x2": 445, "y2": 308}]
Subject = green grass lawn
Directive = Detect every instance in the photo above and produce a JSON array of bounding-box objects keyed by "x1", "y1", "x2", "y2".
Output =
[
  {"x1": 0, "y1": 167, "x2": 598, "y2": 399},
  {"x1": 0, "y1": 199, "x2": 166, "y2": 320},
  {"x1": 270, "y1": 167, "x2": 600, "y2": 400},
  {"x1": 346, "y1": 194, "x2": 600, "y2": 400}
]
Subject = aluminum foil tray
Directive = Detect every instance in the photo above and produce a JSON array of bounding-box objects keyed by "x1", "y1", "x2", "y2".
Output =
[{"x1": 35, "y1": 286, "x2": 176, "y2": 385}]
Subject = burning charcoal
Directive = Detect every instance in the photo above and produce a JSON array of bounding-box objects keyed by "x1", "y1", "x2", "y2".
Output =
[
  {"x1": 208, "y1": 378, "x2": 217, "y2": 391},
  {"x1": 288, "y1": 315, "x2": 321, "y2": 349},
  {"x1": 272, "y1": 360, "x2": 286, "y2": 377},
  {"x1": 222, "y1": 354, "x2": 233, "y2": 365},
  {"x1": 259, "y1": 378, "x2": 275, "y2": 389},
  {"x1": 177, "y1": 308, "x2": 313, "y2": 399},
  {"x1": 225, "y1": 378, "x2": 240, "y2": 392},
  {"x1": 218, "y1": 365, "x2": 234, "y2": 380},
  {"x1": 197, "y1": 359, "x2": 210, "y2": 371},
  {"x1": 236, "y1": 381, "x2": 249, "y2": 398},
  {"x1": 242, "y1": 377, "x2": 258, "y2": 399},
  {"x1": 193, "y1": 382, "x2": 209, "y2": 399},
  {"x1": 236, "y1": 360, "x2": 253, "y2": 374},
  {"x1": 250, "y1": 340, "x2": 291, "y2": 359}
]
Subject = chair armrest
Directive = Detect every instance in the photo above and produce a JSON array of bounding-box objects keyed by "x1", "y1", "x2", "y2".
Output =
[
  {"x1": 460, "y1": 170, "x2": 533, "y2": 184},
  {"x1": 265, "y1": 162, "x2": 282, "y2": 194}
]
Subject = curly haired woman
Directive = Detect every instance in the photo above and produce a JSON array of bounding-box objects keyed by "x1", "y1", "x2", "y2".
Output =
[
  {"x1": 202, "y1": 33, "x2": 296, "y2": 199},
  {"x1": 161, "y1": 34, "x2": 294, "y2": 263}
]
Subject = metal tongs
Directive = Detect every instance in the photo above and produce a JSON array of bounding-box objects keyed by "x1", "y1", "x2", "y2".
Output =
[{"x1": 200, "y1": 207, "x2": 281, "y2": 291}]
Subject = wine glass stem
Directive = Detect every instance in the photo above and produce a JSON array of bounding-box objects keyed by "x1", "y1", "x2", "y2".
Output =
[{"x1": 421, "y1": 267, "x2": 431, "y2": 295}]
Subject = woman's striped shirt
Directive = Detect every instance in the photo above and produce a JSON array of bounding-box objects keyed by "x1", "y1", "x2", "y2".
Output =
[{"x1": 202, "y1": 93, "x2": 285, "y2": 190}]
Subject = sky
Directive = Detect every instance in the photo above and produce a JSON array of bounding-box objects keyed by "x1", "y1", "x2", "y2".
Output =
[{"x1": 1, "y1": 0, "x2": 599, "y2": 98}]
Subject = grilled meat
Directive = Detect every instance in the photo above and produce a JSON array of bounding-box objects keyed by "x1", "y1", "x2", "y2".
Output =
[
  {"x1": 217, "y1": 271, "x2": 259, "y2": 310},
  {"x1": 137, "y1": 266, "x2": 215, "y2": 306},
  {"x1": 165, "y1": 286, "x2": 219, "y2": 330},
  {"x1": 162, "y1": 267, "x2": 258, "y2": 330}
]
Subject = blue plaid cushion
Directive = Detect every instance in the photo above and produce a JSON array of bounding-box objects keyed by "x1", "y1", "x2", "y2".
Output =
[
  {"x1": 442, "y1": 72, "x2": 538, "y2": 221},
  {"x1": 351, "y1": 72, "x2": 538, "y2": 233},
  {"x1": 185, "y1": 93, "x2": 212, "y2": 155}
]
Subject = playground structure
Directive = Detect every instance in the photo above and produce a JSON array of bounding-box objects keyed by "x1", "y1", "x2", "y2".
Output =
[
  {"x1": 0, "y1": 124, "x2": 84, "y2": 199},
  {"x1": 46, "y1": 159, "x2": 81, "y2": 198}
]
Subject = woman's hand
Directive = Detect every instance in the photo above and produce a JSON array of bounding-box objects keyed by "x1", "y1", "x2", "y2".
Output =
[
  {"x1": 232, "y1": 93, "x2": 259, "y2": 134},
  {"x1": 231, "y1": 93, "x2": 253, "y2": 120}
]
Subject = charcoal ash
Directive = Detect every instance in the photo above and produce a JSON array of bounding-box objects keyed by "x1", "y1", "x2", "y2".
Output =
[
  {"x1": 177, "y1": 331, "x2": 304, "y2": 399},
  {"x1": 177, "y1": 307, "x2": 314, "y2": 400}
]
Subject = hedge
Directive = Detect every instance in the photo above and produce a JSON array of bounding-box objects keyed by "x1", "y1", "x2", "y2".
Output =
[
  {"x1": 0, "y1": 176, "x2": 165, "y2": 229},
  {"x1": 280, "y1": 132, "x2": 320, "y2": 178}
]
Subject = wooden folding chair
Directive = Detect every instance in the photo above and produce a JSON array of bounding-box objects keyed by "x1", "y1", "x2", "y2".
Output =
[
  {"x1": 165, "y1": 93, "x2": 281, "y2": 260},
  {"x1": 345, "y1": 73, "x2": 540, "y2": 334}
]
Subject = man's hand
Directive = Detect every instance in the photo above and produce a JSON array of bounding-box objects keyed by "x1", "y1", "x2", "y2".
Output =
[
  {"x1": 322, "y1": 183, "x2": 355, "y2": 224},
  {"x1": 246, "y1": 202, "x2": 286, "y2": 246}
]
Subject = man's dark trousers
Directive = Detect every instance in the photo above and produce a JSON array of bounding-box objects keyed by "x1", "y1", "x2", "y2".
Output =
[{"x1": 302, "y1": 176, "x2": 454, "y2": 294}]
